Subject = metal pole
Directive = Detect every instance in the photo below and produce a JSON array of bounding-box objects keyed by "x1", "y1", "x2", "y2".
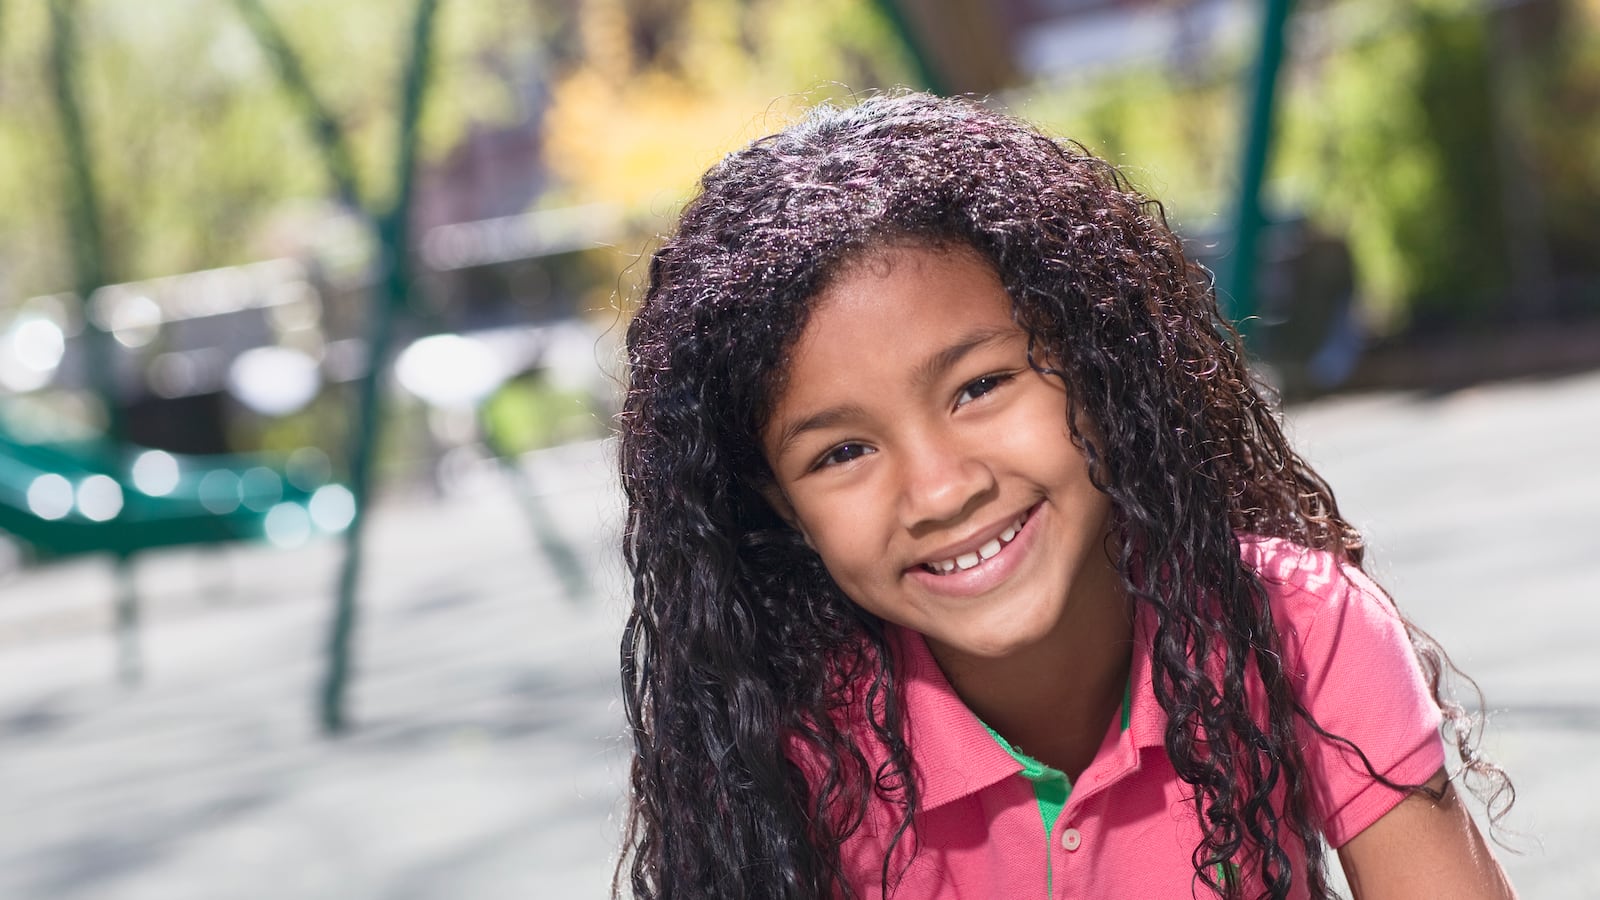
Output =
[
  {"x1": 113, "y1": 553, "x2": 141, "y2": 684},
  {"x1": 1221, "y1": 0, "x2": 1295, "y2": 340},
  {"x1": 49, "y1": 0, "x2": 142, "y2": 684},
  {"x1": 479, "y1": 410, "x2": 589, "y2": 604},
  {"x1": 320, "y1": 0, "x2": 442, "y2": 734},
  {"x1": 869, "y1": 0, "x2": 947, "y2": 94},
  {"x1": 231, "y1": 0, "x2": 365, "y2": 211}
]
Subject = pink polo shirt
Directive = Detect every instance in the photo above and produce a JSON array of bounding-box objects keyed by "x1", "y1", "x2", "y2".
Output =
[{"x1": 833, "y1": 536, "x2": 1445, "y2": 899}]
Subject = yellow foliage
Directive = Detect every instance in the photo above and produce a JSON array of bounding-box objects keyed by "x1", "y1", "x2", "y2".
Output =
[
  {"x1": 544, "y1": 69, "x2": 791, "y2": 216},
  {"x1": 542, "y1": 0, "x2": 914, "y2": 218}
]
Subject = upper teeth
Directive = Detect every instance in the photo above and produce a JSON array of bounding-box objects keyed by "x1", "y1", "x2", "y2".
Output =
[{"x1": 926, "y1": 514, "x2": 1026, "y2": 575}]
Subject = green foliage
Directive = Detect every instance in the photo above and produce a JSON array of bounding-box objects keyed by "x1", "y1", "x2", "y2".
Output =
[
  {"x1": 481, "y1": 372, "x2": 604, "y2": 456},
  {"x1": 0, "y1": 2, "x2": 320, "y2": 296},
  {"x1": 0, "y1": 4, "x2": 74, "y2": 297},
  {"x1": 1282, "y1": 0, "x2": 1508, "y2": 329},
  {"x1": 1018, "y1": 65, "x2": 1240, "y2": 235},
  {"x1": 1024, "y1": 0, "x2": 1600, "y2": 333},
  {"x1": 1513, "y1": 2, "x2": 1600, "y2": 288},
  {"x1": 10, "y1": 0, "x2": 1595, "y2": 335},
  {"x1": 0, "y1": 0, "x2": 558, "y2": 304}
]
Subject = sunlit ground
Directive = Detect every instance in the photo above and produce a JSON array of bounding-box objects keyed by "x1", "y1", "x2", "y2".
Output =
[
  {"x1": 0, "y1": 439, "x2": 628, "y2": 900},
  {"x1": 1, "y1": 371, "x2": 1597, "y2": 898}
]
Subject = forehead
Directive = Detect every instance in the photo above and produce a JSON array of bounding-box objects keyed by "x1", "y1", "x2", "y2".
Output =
[
  {"x1": 766, "y1": 244, "x2": 1023, "y2": 424},
  {"x1": 802, "y1": 242, "x2": 1015, "y2": 347}
]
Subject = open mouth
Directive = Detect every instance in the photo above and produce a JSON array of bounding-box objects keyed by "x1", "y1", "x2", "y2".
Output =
[{"x1": 920, "y1": 506, "x2": 1034, "y2": 576}]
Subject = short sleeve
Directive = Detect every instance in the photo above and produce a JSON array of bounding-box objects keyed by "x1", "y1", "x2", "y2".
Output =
[{"x1": 1252, "y1": 541, "x2": 1447, "y2": 849}]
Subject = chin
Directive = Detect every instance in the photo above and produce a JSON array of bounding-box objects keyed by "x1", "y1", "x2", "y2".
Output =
[{"x1": 946, "y1": 618, "x2": 1057, "y2": 661}]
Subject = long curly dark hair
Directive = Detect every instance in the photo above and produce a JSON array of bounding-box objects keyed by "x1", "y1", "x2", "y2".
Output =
[{"x1": 616, "y1": 92, "x2": 1509, "y2": 900}]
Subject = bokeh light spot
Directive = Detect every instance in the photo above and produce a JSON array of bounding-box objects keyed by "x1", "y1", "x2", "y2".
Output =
[
  {"x1": 77, "y1": 475, "x2": 124, "y2": 522},
  {"x1": 26, "y1": 474, "x2": 74, "y2": 520},
  {"x1": 264, "y1": 502, "x2": 312, "y2": 548},
  {"x1": 131, "y1": 450, "x2": 181, "y2": 496},
  {"x1": 198, "y1": 469, "x2": 242, "y2": 514},
  {"x1": 309, "y1": 484, "x2": 356, "y2": 533}
]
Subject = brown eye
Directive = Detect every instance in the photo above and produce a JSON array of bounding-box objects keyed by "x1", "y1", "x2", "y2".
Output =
[
  {"x1": 955, "y1": 373, "x2": 1013, "y2": 408},
  {"x1": 817, "y1": 443, "x2": 872, "y2": 469}
]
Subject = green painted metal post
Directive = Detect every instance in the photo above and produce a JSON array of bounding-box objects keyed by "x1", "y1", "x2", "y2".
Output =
[
  {"x1": 320, "y1": 0, "x2": 442, "y2": 734},
  {"x1": 47, "y1": 0, "x2": 120, "y2": 443},
  {"x1": 231, "y1": 0, "x2": 364, "y2": 211},
  {"x1": 870, "y1": 0, "x2": 947, "y2": 95},
  {"x1": 1221, "y1": 0, "x2": 1295, "y2": 340},
  {"x1": 113, "y1": 555, "x2": 140, "y2": 683},
  {"x1": 234, "y1": 0, "x2": 442, "y2": 734},
  {"x1": 478, "y1": 411, "x2": 589, "y2": 605},
  {"x1": 48, "y1": 0, "x2": 142, "y2": 685}
]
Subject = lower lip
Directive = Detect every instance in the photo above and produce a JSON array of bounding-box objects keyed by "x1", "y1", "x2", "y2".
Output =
[{"x1": 905, "y1": 503, "x2": 1042, "y2": 598}]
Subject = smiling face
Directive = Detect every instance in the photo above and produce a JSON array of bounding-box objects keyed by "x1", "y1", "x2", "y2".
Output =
[{"x1": 760, "y1": 243, "x2": 1123, "y2": 675}]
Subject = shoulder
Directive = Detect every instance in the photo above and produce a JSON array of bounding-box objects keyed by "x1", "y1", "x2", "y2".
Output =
[
  {"x1": 1238, "y1": 535, "x2": 1447, "y2": 846},
  {"x1": 1237, "y1": 534, "x2": 1399, "y2": 648},
  {"x1": 1234, "y1": 533, "x2": 1422, "y2": 734}
]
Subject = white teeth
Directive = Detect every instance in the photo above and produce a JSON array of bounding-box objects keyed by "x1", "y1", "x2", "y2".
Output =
[{"x1": 924, "y1": 512, "x2": 1030, "y2": 575}]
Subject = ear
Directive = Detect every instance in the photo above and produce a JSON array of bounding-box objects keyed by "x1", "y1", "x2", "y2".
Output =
[{"x1": 760, "y1": 483, "x2": 814, "y2": 548}]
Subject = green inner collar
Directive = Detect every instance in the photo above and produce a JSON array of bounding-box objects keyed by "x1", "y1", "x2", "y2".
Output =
[{"x1": 981, "y1": 676, "x2": 1133, "y2": 853}]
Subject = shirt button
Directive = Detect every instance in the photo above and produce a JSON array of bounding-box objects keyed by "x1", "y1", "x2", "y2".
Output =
[{"x1": 1060, "y1": 828, "x2": 1082, "y2": 851}]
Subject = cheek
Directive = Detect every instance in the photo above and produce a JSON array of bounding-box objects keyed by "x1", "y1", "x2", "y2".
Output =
[
  {"x1": 808, "y1": 526, "x2": 864, "y2": 580},
  {"x1": 794, "y1": 509, "x2": 886, "y2": 595},
  {"x1": 1001, "y1": 405, "x2": 1092, "y2": 481}
]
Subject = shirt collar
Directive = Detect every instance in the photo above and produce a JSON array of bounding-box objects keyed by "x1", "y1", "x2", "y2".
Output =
[
  {"x1": 1126, "y1": 603, "x2": 1166, "y2": 751},
  {"x1": 889, "y1": 625, "x2": 1022, "y2": 812},
  {"x1": 889, "y1": 605, "x2": 1166, "y2": 813}
]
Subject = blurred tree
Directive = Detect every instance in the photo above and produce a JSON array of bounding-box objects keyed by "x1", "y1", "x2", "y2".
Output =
[
  {"x1": 1022, "y1": 0, "x2": 1599, "y2": 335},
  {"x1": 1508, "y1": 0, "x2": 1600, "y2": 310},
  {"x1": 0, "y1": 4, "x2": 320, "y2": 301},
  {"x1": 0, "y1": 0, "x2": 557, "y2": 306},
  {"x1": 43, "y1": 0, "x2": 114, "y2": 424},
  {"x1": 1, "y1": 0, "x2": 577, "y2": 727},
  {"x1": 1278, "y1": 0, "x2": 1590, "y2": 329},
  {"x1": 1287, "y1": 0, "x2": 1509, "y2": 330}
]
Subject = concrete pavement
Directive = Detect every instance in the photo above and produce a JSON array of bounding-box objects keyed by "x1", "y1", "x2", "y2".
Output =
[
  {"x1": 0, "y1": 439, "x2": 631, "y2": 900},
  {"x1": 0, "y1": 370, "x2": 1595, "y2": 898},
  {"x1": 1285, "y1": 371, "x2": 1600, "y2": 897}
]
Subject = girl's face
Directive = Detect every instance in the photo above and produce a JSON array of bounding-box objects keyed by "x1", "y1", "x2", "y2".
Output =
[{"x1": 760, "y1": 244, "x2": 1123, "y2": 673}]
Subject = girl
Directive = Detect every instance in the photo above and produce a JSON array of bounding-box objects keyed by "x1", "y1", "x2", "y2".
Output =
[{"x1": 615, "y1": 92, "x2": 1514, "y2": 899}]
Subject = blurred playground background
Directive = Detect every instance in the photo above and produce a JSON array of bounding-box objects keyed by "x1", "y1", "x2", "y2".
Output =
[{"x1": 1, "y1": 1, "x2": 1597, "y2": 898}]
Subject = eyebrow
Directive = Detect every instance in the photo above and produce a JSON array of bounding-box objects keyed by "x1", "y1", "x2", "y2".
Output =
[
  {"x1": 772, "y1": 403, "x2": 872, "y2": 460},
  {"x1": 911, "y1": 326, "x2": 1018, "y2": 391},
  {"x1": 772, "y1": 326, "x2": 1019, "y2": 459}
]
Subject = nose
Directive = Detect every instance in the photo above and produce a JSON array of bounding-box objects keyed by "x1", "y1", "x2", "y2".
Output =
[{"x1": 896, "y1": 430, "x2": 996, "y2": 533}]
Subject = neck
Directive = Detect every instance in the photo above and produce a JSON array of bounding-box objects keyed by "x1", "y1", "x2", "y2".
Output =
[{"x1": 930, "y1": 561, "x2": 1133, "y2": 779}]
